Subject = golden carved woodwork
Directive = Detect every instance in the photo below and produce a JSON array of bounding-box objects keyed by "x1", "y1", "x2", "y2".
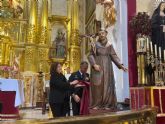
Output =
[
  {"x1": 27, "y1": 25, "x2": 37, "y2": 43},
  {"x1": 6, "y1": 107, "x2": 157, "y2": 124},
  {"x1": 27, "y1": 0, "x2": 37, "y2": 44},
  {"x1": 0, "y1": 35, "x2": 12, "y2": 66},
  {"x1": 36, "y1": 72, "x2": 44, "y2": 104},
  {"x1": 70, "y1": 46, "x2": 81, "y2": 71},
  {"x1": 40, "y1": 26, "x2": 48, "y2": 44},
  {"x1": 23, "y1": 74, "x2": 35, "y2": 107},
  {"x1": 24, "y1": 46, "x2": 36, "y2": 72},
  {"x1": 39, "y1": 0, "x2": 48, "y2": 45},
  {"x1": 70, "y1": 29, "x2": 80, "y2": 46},
  {"x1": 48, "y1": 16, "x2": 70, "y2": 28},
  {"x1": 69, "y1": 0, "x2": 81, "y2": 72},
  {"x1": 0, "y1": 0, "x2": 81, "y2": 107},
  {"x1": 48, "y1": 15, "x2": 70, "y2": 66},
  {"x1": 38, "y1": 47, "x2": 49, "y2": 72},
  {"x1": 38, "y1": 48, "x2": 49, "y2": 60}
]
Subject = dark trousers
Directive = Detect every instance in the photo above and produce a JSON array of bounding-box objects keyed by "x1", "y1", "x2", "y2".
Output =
[
  {"x1": 49, "y1": 103, "x2": 68, "y2": 117},
  {"x1": 0, "y1": 102, "x2": 2, "y2": 113},
  {"x1": 72, "y1": 99, "x2": 80, "y2": 116}
]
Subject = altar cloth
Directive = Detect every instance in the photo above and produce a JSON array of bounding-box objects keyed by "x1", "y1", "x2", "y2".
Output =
[{"x1": 0, "y1": 79, "x2": 24, "y2": 107}]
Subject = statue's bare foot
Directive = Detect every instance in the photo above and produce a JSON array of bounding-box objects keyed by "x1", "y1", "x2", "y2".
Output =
[{"x1": 92, "y1": 107, "x2": 99, "y2": 110}]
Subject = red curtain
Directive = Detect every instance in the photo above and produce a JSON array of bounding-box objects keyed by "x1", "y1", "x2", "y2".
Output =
[{"x1": 127, "y1": 0, "x2": 138, "y2": 87}]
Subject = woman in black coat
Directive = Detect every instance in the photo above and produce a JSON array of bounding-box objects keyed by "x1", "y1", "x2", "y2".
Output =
[{"x1": 49, "y1": 62, "x2": 79, "y2": 117}]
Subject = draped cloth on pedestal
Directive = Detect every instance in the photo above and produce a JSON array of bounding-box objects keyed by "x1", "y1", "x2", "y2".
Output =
[{"x1": 79, "y1": 81, "x2": 90, "y2": 115}]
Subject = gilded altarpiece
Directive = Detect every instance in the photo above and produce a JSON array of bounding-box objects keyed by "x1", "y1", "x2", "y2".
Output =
[{"x1": 0, "y1": 0, "x2": 81, "y2": 107}]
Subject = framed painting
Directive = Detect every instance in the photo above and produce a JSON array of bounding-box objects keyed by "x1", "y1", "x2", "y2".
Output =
[{"x1": 48, "y1": 16, "x2": 69, "y2": 63}]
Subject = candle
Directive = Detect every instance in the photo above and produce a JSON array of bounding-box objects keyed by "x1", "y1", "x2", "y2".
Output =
[
  {"x1": 39, "y1": 64, "x2": 42, "y2": 71},
  {"x1": 155, "y1": 44, "x2": 157, "y2": 57},
  {"x1": 141, "y1": 39, "x2": 144, "y2": 48},
  {"x1": 164, "y1": 50, "x2": 165, "y2": 61},
  {"x1": 159, "y1": 47, "x2": 161, "y2": 59},
  {"x1": 150, "y1": 42, "x2": 153, "y2": 53},
  {"x1": 146, "y1": 38, "x2": 149, "y2": 49}
]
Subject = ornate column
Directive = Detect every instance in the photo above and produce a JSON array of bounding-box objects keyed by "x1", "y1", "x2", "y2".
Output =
[
  {"x1": 35, "y1": 0, "x2": 49, "y2": 107},
  {"x1": 0, "y1": 36, "x2": 12, "y2": 66},
  {"x1": 24, "y1": 0, "x2": 38, "y2": 72},
  {"x1": 64, "y1": 0, "x2": 72, "y2": 68},
  {"x1": 37, "y1": 0, "x2": 49, "y2": 73},
  {"x1": 70, "y1": 0, "x2": 81, "y2": 72}
]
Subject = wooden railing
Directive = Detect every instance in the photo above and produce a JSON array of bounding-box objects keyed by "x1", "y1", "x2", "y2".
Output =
[{"x1": 11, "y1": 107, "x2": 158, "y2": 124}]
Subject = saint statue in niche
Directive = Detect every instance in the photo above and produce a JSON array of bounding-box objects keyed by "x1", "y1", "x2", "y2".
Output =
[{"x1": 53, "y1": 29, "x2": 66, "y2": 58}]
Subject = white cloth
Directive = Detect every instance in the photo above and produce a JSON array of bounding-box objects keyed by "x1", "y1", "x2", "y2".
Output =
[
  {"x1": 0, "y1": 79, "x2": 24, "y2": 107},
  {"x1": 65, "y1": 74, "x2": 71, "y2": 81}
]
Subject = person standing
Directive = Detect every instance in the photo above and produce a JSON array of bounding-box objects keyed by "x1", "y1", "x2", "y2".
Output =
[
  {"x1": 49, "y1": 62, "x2": 79, "y2": 117},
  {"x1": 151, "y1": 2, "x2": 165, "y2": 59},
  {"x1": 68, "y1": 61, "x2": 90, "y2": 116},
  {"x1": 88, "y1": 30, "x2": 127, "y2": 110}
]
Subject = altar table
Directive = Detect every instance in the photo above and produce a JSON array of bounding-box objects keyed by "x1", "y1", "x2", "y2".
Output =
[{"x1": 0, "y1": 79, "x2": 24, "y2": 120}]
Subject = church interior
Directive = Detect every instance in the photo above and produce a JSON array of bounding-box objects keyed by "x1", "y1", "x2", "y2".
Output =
[{"x1": 0, "y1": 0, "x2": 165, "y2": 124}]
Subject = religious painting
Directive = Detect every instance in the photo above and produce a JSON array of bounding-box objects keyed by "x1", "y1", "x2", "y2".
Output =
[
  {"x1": 49, "y1": 23, "x2": 67, "y2": 59},
  {"x1": 86, "y1": 0, "x2": 96, "y2": 23},
  {"x1": 0, "y1": 0, "x2": 24, "y2": 19}
]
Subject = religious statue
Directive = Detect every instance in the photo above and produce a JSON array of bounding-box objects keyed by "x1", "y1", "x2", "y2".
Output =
[
  {"x1": 151, "y1": 2, "x2": 165, "y2": 59},
  {"x1": 12, "y1": 53, "x2": 21, "y2": 78},
  {"x1": 88, "y1": 30, "x2": 127, "y2": 110},
  {"x1": 53, "y1": 29, "x2": 66, "y2": 58}
]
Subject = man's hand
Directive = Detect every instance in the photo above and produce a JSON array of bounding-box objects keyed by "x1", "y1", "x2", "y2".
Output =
[
  {"x1": 70, "y1": 80, "x2": 79, "y2": 85},
  {"x1": 75, "y1": 84, "x2": 85, "y2": 88},
  {"x1": 121, "y1": 65, "x2": 128, "y2": 72},
  {"x1": 93, "y1": 64, "x2": 101, "y2": 71},
  {"x1": 73, "y1": 94, "x2": 80, "y2": 103}
]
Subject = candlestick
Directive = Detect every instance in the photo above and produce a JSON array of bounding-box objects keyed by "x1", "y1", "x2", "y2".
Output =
[
  {"x1": 155, "y1": 44, "x2": 157, "y2": 57},
  {"x1": 159, "y1": 47, "x2": 161, "y2": 59},
  {"x1": 150, "y1": 42, "x2": 153, "y2": 53}
]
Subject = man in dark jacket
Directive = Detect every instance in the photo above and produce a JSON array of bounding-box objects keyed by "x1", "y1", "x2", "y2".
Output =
[{"x1": 68, "y1": 61, "x2": 90, "y2": 116}]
